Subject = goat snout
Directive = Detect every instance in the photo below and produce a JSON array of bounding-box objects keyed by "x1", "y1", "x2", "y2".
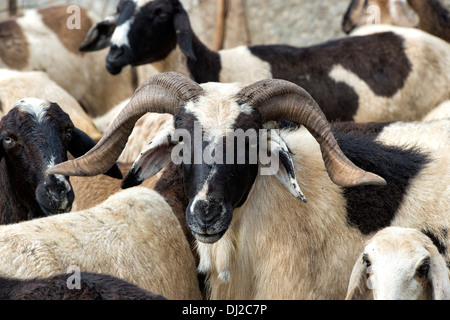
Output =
[
  {"x1": 187, "y1": 197, "x2": 233, "y2": 244},
  {"x1": 106, "y1": 45, "x2": 131, "y2": 75},
  {"x1": 36, "y1": 175, "x2": 74, "y2": 216}
]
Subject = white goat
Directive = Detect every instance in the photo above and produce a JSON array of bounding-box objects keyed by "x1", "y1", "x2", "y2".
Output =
[{"x1": 346, "y1": 227, "x2": 450, "y2": 300}]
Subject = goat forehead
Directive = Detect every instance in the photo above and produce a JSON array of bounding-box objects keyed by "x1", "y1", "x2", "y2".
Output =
[
  {"x1": 14, "y1": 98, "x2": 51, "y2": 123},
  {"x1": 184, "y1": 82, "x2": 252, "y2": 132},
  {"x1": 366, "y1": 237, "x2": 430, "y2": 267}
]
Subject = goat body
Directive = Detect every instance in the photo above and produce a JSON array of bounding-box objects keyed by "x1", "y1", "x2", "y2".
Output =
[{"x1": 0, "y1": 187, "x2": 202, "y2": 300}]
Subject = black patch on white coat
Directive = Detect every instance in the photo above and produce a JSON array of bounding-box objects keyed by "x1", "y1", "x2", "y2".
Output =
[
  {"x1": 249, "y1": 32, "x2": 412, "y2": 122},
  {"x1": 332, "y1": 129, "x2": 430, "y2": 235},
  {"x1": 422, "y1": 228, "x2": 448, "y2": 256}
]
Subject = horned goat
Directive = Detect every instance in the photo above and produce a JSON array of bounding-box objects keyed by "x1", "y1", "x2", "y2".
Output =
[
  {"x1": 48, "y1": 72, "x2": 450, "y2": 299},
  {"x1": 0, "y1": 4, "x2": 135, "y2": 117},
  {"x1": 0, "y1": 98, "x2": 121, "y2": 224},
  {"x1": 0, "y1": 186, "x2": 202, "y2": 300},
  {"x1": 346, "y1": 227, "x2": 450, "y2": 300},
  {"x1": 342, "y1": 0, "x2": 450, "y2": 43},
  {"x1": 0, "y1": 69, "x2": 101, "y2": 141},
  {"x1": 79, "y1": 0, "x2": 450, "y2": 122},
  {"x1": 0, "y1": 272, "x2": 166, "y2": 300}
]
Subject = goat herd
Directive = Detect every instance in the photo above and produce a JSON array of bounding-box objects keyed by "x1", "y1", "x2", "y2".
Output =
[{"x1": 0, "y1": 0, "x2": 448, "y2": 301}]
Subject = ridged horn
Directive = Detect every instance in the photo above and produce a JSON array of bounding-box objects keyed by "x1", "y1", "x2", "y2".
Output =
[
  {"x1": 235, "y1": 79, "x2": 387, "y2": 187},
  {"x1": 47, "y1": 72, "x2": 204, "y2": 177}
]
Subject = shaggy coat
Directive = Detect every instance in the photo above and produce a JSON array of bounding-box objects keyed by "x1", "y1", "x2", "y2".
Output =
[
  {"x1": 0, "y1": 5, "x2": 135, "y2": 116},
  {"x1": 0, "y1": 187, "x2": 202, "y2": 300}
]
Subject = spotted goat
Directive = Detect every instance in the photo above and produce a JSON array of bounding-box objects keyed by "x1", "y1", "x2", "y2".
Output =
[{"x1": 79, "y1": 0, "x2": 450, "y2": 122}]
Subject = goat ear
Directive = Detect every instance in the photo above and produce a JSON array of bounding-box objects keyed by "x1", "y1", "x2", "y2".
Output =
[
  {"x1": 260, "y1": 129, "x2": 306, "y2": 203},
  {"x1": 121, "y1": 125, "x2": 176, "y2": 189},
  {"x1": 68, "y1": 127, "x2": 123, "y2": 179},
  {"x1": 173, "y1": 3, "x2": 196, "y2": 60},
  {"x1": 389, "y1": 0, "x2": 419, "y2": 27},
  {"x1": 345, "y1": 253, "x2": 371, "y2": 300},
  {"x1": 428, "y1": 248, "x2": 450, "y2": 300},
  {"x1": 79, "y1": 14, "x2": 119, "y2": 52}
]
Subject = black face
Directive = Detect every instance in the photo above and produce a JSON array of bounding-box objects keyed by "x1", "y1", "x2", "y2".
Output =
[
  {"x1": 175, "y1": 109, "x2": 262, "y2": 243},
  {"x1": 0, "y1": 103, "x2": 76, "y2": 218},
  {"x1": 106, "y1": 0, "x2": 179, "y2": 74}
]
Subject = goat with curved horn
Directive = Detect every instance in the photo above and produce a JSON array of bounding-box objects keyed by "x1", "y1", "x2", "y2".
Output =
[
  {"x1": 48, "y1": 72, "x2": 385, "y2": 188},
  {"x1": 235, "y1": 79, "x2": 387, "y2": 187}
]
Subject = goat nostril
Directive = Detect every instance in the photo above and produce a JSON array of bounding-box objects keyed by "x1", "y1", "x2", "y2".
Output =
[
  {"x1": 110, "y1": 46, "x2": 125, "y2": 60},
  {"x1": 47, "y1": 186, "x2": 67, "y2": 199}
]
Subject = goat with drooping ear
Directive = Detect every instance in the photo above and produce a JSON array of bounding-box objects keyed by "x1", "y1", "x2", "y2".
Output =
[
  {"x1": 346, "y1": 227, "x2": 450, "y2": 300},
  {"x1": 48, "y1": 73, "x2": 450, "y2": 299},
  {"x1": 0, "y1": 98, "x2": 121, "y2": 224},
  {"x1": 81, "y1": 0, "x2": 450, "y2": 122}
]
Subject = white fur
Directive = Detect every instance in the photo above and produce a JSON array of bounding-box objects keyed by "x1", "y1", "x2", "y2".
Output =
[
  {"x1": 111, "y1": 18, "x2": 134, "y2": 48},
  {"x1": 0, "y1": 7, "x2": 135, "y2": 117},
  {"x1": 14, "y1": 98, "x2": 50, "y2": 124},
  {"x1": 346, "y1": 227, "x2": 450, "y2": 300},
  {"x1": 0, "y1": 187, "x2": 202, "y2": 300},
  {"x1": 0, "y1": 69, "x2": 102, "y2": 141}
]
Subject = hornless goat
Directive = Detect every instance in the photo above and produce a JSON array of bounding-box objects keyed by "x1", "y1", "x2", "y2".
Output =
[
  {"x1": 0, "y1": 98, "x2": 121, "y2": 224},
  {"x1": 346, "y1": 227, "x2": 450, "y2": 300},
  {"x1": 79, "y1": 0, "x2": 450, "y2": 122}
]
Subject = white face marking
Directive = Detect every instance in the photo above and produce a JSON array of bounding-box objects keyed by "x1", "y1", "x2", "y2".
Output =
[
  {"x1": 46, "y1": 156, "x2": 72, "y2": 194},
  {"x1": 14, "y1": 98, "x2": 51, "y2": 124},
  {"x1": 111, "y1": 17, "x2": 135, "y2": 47},
  {"x1": 190, "y1": 167, "x2": 218, "y2": 215},
  {"x1": 184, "y1": 82, "x2": 252, "y2": 134},
  {"x1": 134, "y1": 0, "x2": 154, "y2": 6}
]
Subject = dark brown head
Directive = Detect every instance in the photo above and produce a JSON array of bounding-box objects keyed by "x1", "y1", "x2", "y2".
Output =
[{"x1": 0, "y1": 98, "x2": 121, "y2": 219}]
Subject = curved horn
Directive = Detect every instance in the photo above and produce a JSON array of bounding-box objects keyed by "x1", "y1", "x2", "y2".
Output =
[
  {"x1": 235, "y1": 79, "x2": 386, "y2": 187},
  {"x1": 48, "y1": 72, "x2": 204, "y2": 177}
]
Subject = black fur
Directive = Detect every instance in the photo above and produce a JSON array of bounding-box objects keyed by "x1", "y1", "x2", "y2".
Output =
[
  {"x1": 186, "y1": 34, "x2": 221, "y2": 83},
  {"x1": 422, "y1": 228, "x2": 448, "y2": 256},
  {"x1": 333, "y1": 130, "x2": 430, "y2": 234},
  {"x1": 0, "y1": 273, "x2": 166, "y2": 300},
  {"x1": 0, "y1": 102, "x2": 121, "y2": 224}
]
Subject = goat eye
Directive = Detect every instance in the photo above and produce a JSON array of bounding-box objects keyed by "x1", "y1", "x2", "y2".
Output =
[
  {"x1": 66, "y1": 128, "x2": 73, "y2": 138},
  {"x1": 155, "y1": 8, "x2": 167, "y2": 18},
  {"x1": 362, "y1": 254, "x2": 371, "y2": 267},
  {"x1": 416, "y1": 258, "x2": 430, "y2": 278},
  {"x1": 3, "y1": 137, "x2": 15, "y2": 146}
]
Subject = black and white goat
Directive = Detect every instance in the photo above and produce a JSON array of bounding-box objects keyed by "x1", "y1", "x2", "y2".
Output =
[
  {"x1": 49, "y1": 73, "x2": 449, "y2": 299},
  {"x1": 0, "y1": 98, "x2": 121, "y2": 224},
  {"x1": 80, "y1": 0, "x2": 450, "y2": 122}
]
